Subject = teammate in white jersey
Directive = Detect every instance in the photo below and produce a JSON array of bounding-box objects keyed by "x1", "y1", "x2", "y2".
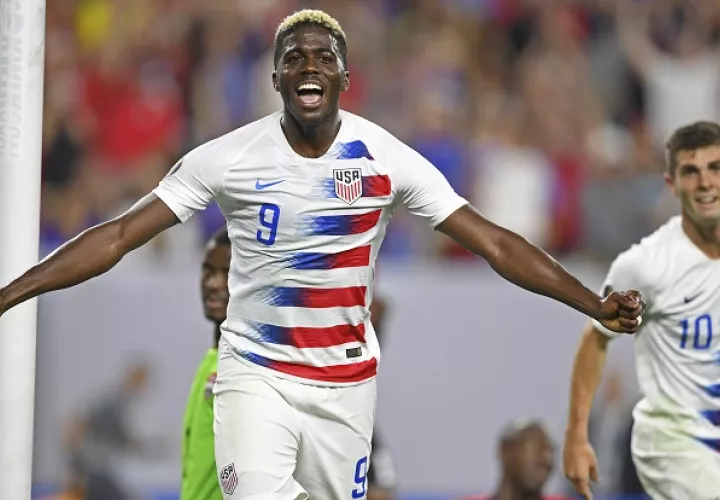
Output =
[
  {"x1": 1, "y1": 9, "x2": 644, "y2": 500},
  {"x1": 563, "y1": 121, "x2": 720, "y2": 500}
]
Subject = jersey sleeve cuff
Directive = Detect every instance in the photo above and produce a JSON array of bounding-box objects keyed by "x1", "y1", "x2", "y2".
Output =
[
  {"x1": 152, "y1": 186, "x2": 194, "y2": 223},
  {"x1": 430, "y1": 197, "x2": 469, "y2": 229}
]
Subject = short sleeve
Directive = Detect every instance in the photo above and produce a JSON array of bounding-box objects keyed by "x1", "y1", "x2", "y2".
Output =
[
  {"x1": 391, "y1": 141, "x2": 468, "y2": 228},
  {"x1": 591, "y1": 246, "x2": 647, "y2": 338},
  {"x1": 152, "y1": 146, "x2": 226, "y2": 223}
]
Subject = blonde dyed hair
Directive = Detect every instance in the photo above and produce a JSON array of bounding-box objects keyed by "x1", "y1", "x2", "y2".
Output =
[{"x1": 273, "y1": 9, "x2": 347, "y2": 68}]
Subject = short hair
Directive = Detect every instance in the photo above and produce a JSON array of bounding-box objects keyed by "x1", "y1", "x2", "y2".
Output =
[
  {"x1": 666, "y1": 121, "x2": 720, "y2": 175},
  {"x1": 273, "y1": 9, "x2": 347, "y2": 69},
  {"x1": 498, "y1": 417, "x2": 549, "y2": 449},
  {"x1": 208, "y1": 227, "x2": 230, "y2": 248}
]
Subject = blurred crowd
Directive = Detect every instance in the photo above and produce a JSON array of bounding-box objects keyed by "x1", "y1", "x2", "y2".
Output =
[{"x1": 41, "y1": 0, "x2": 720, "y2": 260}]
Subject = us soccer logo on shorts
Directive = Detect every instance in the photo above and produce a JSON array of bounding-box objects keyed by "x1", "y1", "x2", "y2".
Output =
[
  {"x1": 220, "y1": 463, "x2": 238, "y2": 495},
  {"x1": 333, "y1": 168, "x2": 363, "y2": 205}
]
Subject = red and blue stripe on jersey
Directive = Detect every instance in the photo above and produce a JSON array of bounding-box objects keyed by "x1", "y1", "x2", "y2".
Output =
[
  {"x1": 261, "y1": 286, "x2": 367, "y2": 309},
  {"x1": 249, "y1": 322, "x2": 367, "y2": 348},
  {"x1": 286, "y1": 245, "x2": 371, "y2": 270},
  {"x1": 302, "y1": 210, "x2": 382, "y2": 236},
  {"x1": 698, "y1": 384, "x2": 720, "y2": 452},
  {"x1": 705, "y1": 384, "x2": 720, "y2": 398},
  {"x1": 236, "y1": 348, "x2": 378, "y2": 384},
  {"x1": 702, "y1": 410, "x2": 720, "y2": 426},
  {"x1": 697, "y1": 436, "x2": 720, "y2": 453}
]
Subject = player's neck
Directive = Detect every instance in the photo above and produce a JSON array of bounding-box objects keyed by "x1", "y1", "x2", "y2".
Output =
[
  {"x1": 281, "y1": 110, "x2": 341, "y2": 158},
  {"x1": 494, "y1": 480, "x2": 544, "y2": 500},
  {"x1": 682, "y1": 215, "x2": 720, "y2": 259}
]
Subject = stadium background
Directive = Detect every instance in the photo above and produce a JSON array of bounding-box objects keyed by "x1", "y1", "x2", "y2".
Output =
[{"x1": 32, "y1": 0, "x2": 718, "y2": 498}]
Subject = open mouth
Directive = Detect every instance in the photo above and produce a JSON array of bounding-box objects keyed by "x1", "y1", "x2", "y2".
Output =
[
  {"x1": 696, "y1": 195, "x2": 719, "y2": 207},
  {"x1": 296, "y1": 82, "x2": 324, "y2": 107}
]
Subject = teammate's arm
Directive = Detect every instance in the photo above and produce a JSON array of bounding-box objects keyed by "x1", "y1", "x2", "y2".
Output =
[
  {"x1": 616, "y1": 0, "x2": 656, "y2": 76},
  {"x1": 436, "y1": 205, "x2": 641, "y2": 331},
  {"x1": 0, "y1": 194, "x2": 177, "y2": 315},
  {"x1": 562, "y1": 322, "x2": 611, "y2": 500}
]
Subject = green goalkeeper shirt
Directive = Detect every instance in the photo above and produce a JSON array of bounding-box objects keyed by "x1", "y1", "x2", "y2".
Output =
[{"x1": 181, "y1": 348, "x2": 223, "y2": 500}]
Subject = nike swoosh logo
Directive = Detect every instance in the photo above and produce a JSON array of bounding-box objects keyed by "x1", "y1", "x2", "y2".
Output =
[
  {"x1": 255, "y1": 180, "x2": 285, "y2": 190},
  {"x1": 684, "y1": 292, "x2": 703, "y2": 304}
]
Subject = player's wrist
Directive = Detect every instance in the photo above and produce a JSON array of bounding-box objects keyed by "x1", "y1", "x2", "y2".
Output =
[
  {"x1": 575, "y1": 290, "x2": 603, "y2": 321},
  {"x1": 564, "y1": 424, "x2": 589, "y2": 443}
]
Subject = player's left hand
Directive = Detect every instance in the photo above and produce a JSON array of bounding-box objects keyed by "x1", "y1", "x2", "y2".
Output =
[{"x1": 597, "y1": 290, "x2": 644, "y2": 334}]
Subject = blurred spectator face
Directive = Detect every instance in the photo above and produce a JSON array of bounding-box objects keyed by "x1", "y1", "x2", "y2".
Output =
[
  {"x1": 667, "y1": 145, "x2": 720, "y2": 226},
  {"x1": 201, "y1": 241, "x2": 231, "y2": 324},
  {"x1": 672, "y1": 28, "x2": 706, "y2": 58},
  {"x1": 501, "y1": 424, "x2": 555, "y2": 494},
  {"x1": 124, "y1": 362, "x2": 150, "y2": 394}
]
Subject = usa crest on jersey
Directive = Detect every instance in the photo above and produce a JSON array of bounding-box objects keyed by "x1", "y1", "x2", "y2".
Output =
[{"x1": 333, "y1": 168, "x2": 363, "y2": 205}]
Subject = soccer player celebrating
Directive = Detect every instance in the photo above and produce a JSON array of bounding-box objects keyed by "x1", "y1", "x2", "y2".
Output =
[
  {"x1": 563, "y1": 121, "x2": 720, "y2": 499},
  {"x1": 1, "y1": 9, "x2": 643, "y2": 499},
  {"x1": 181, "y1": 229, "x2": 231, "y2": 500}
]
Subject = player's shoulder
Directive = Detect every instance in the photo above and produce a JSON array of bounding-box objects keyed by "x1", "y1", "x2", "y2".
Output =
[
  {"x1": 610, "y1": 216, "x2": 684, "y2": 285},
  {"x1": 621, "y1": 216, "x2": 685, "y2": 260},
  {"x1": 186, "y1": 113, "x2": 280, "y2": 163},
  {"x1": 340, "y1": 110, "x2": 410, "y2": 153}
]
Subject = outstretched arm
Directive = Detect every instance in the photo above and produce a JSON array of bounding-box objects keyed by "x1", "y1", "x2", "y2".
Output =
[
  {"x1": 563, "y1": 323, "x2": 612, "y2": 499},
  {"x1": 436, "y1": 205, "x2": 641, "y2": 331},
  {"x1": 0, "y1": 194, "x2": 177, "y2": 315}
]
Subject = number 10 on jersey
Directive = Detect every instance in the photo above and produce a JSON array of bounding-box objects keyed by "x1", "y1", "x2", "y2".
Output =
[
  {"x1": 679, "y1": 314, "x2": 713, "y2": 350},
  {"x1": 257, "y1": 203, "x2": 280, "y2": 246}
]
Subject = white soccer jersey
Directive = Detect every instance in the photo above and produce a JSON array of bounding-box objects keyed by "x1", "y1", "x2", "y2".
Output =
[
  {"x1": 592, "y1": 216, "x2": 720, "y2": 449},
  {"x1": 153, "y1": 110, "x2": 467, "y2": 386}
]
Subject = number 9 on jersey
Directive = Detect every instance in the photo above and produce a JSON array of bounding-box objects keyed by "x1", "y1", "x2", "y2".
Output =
[
  {"x1": 256, "y1": 203, "x2": 280, "y2": 246},
  {"x1": 352, "y1": 456, "x2": 368, "y2": 499}
]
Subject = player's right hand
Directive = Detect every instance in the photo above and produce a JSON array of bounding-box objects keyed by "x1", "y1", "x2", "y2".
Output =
[
  {"x1": 563, "y1": 436, "x2": 599, "y2": 500},
  {"x1": 597, "y1": 290, "x2": 644, "y2": 334}
]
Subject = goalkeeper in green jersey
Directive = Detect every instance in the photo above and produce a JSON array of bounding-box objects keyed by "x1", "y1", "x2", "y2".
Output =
[{"x1": 181, "y1": 229, "x2": 230, "y2": 500}]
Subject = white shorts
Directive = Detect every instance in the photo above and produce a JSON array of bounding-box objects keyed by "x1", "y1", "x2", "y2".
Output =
[
  {"x1": 632, "y1": 419, "x2": 720, "y2": 499},
  {"x1": 213, "y1": 343, "x2": 377, "y2": 500}
]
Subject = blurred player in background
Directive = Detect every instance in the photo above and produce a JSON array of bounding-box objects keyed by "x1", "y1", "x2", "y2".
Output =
[
  {"x1": 181, "y1": 229, "x2": 231, "y2": 500},
  {"x1": 564, "y1": 121, "x2": 720, "y2": 499},
  {"x1": 463, "y1": 418, "x2": 570, "y2": 500},
  {"x1": 64, "y1": 360, "x2": 153, "y2": 500},
  {"x1": 0, "y1": 9, "x2": 644, "y2": 499}
]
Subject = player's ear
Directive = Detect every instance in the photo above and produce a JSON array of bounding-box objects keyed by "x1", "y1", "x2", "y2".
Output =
[
  {"x1": 272, "y1": 71, "x2": 279, "y2": 92},
  {"x1": 341, "y1": 71, "x2": 350, "y2": 92},
  {"x1": 663, "y1": 172, "x2": 677, "y2": 196}
]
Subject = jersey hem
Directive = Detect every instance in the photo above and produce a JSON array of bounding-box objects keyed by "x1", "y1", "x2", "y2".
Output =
[{"x1": 224, "y1": 341, "x2": 377, "y2": 388}]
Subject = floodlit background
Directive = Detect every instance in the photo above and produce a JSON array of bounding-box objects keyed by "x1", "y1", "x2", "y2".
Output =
[{"x1": 31, "y1": 0, "x2": 719, "y2": 498}]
